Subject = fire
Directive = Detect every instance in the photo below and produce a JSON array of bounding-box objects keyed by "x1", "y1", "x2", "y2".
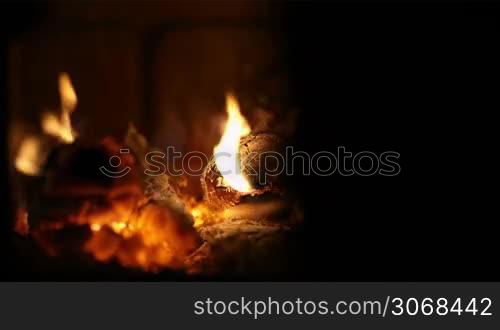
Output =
[
  {"x1": 41, "y1": 73, "x2": 77, "y2": 143},
  {"x1": 15, "y1": 136, "x2": 43, "y2": 175},
  {"x1": 12, "y1": 72, "x2": 206, "y2": 273},
  {"x1": 15, "y1": 73, "x2": 77, "y2": 175},
  {"x1": 190, "y1": 203, "x2": 224, "y2": 228},
  {"x1": 213, "y1": 93, "x2": 253, "y2": 192},
  {"x1": 14, "y1": 208, "x2": 29, "y2": 236},
  {"x1": 32, "y1": 183, "x2": 201, "y2": 272},
  {"x1": 81, "y1": 196, "x2": 200, "y2": 271}
]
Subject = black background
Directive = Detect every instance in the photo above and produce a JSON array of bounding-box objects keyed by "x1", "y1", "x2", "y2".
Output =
[
  {"x1": 1, "y1": 1, "x2": 497, "y2": 280},
  {"x1": 287, "y1": 1, "x2": 497, "y2": 280}
]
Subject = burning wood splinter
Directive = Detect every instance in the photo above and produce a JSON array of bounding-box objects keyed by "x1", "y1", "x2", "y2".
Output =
[
  {"x1": 189, "y1": 92, "x2": 302, "y2": 277},
  {"x1": 202, "y1": 93, "x2": 285, "y2": 210}
]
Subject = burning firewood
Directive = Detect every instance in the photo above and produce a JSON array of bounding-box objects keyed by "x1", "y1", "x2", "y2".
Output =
[
  {"x1": 27, "y1": 137, "x2": 202, "y2": 272},
  {"x1": 12, "y1": 72, "x2": 203, "y2": 273},
  {"x1": 187, "y1": 202, "x2": 303, "y2": 277},
  {"x1": 201, "y1": 132, "x2": 285, "y2": 210},
  {"x1": 12, "y1": 73, "x2": 302, "y2": 277},
  {"x1": 125, "y1": 123, "x2": 189, "y2": 216},
  {"x1": 189, "y1": 93, "x2": 302, "y2": 277}
]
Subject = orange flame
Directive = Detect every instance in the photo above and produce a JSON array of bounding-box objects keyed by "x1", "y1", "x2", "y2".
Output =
[
  {"x1": 41, "y1": 73, "x2": 77, "y2": 143},
  {"x1": 15, "y1": 136, "x2": 43, "y2": 175},
  {"x1": 81, "y1": 194, "x2": 200, "y2": 271},
  {"x1": 33, "y1": 183, "x2": 201, "y2": 272},
  {"x1": 213, "y1": 93, "x2": 253, "y2": 192}
]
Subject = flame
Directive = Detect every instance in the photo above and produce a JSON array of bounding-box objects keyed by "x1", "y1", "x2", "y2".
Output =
[
  {"x1": 90, "y1": 223, "x2": 102, "y2": 232},
  {"x1": 15, "y1": 136, "x2": 43, "y2": 175},
  {"x1": 14, "y1": 208, "x2": 30, "y2": 236},
  {"x1": 41, "y1": 73, "x2": 77, "y2": 143},
  {"x1": 59, "y1": 73, "x2": 78, "y2": 111},
  {"x1": 82, "y1": 197, "x2": 200, "y2": 271},
  {"x1": 30, "y1": 143, "x2": 201, "y2": 272},
  {"x1": 213, "y1": 93, "x2": 253, "y2": 192},
  {"x1": 190, "y1": 203, "x2": 226, "y2": 228},
  {"x1": 33, "y1": 186, "x2": 201, "y2": 272}
]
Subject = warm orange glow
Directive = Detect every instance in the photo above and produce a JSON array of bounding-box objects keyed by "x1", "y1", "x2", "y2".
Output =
[
  {"x1": 30, "y1": 156, "x2": 201, "y2": 272},
  {"x1": 83, "y1": 198, "x2": 200, "y2": 271},
  {"x1": 42, "y1": 73, "x2": 77, "y2": 143},
  {"x1": 14, "y1": 208, "x2": 29, "y2": 236},
  {"x1": 191, "y1": 208, "x2": 202, "y2": 226},
  {"x1": 59, "y1": 73, "x2": 77, "y2": 111},
  {"x1": 213, "y1": 93, "x2": 253, "y2": 192},
  {"x1": 15, "y1": 136, "x2": 43, "y2": 175},
  {"x1": 110, "y1": 221, "x2": 127, "y2": 233},
  {"x1": 39, "y1": 181, "x2": 201, "y2": 271},
  {"x1": 190, "y1": 203, "x2": 225, "y2": 228},
  {"x1": 90, "y1": 223, "x2": 102, "y2": 232}
]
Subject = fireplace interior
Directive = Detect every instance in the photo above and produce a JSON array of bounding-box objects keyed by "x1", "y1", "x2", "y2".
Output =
[{"x1": 2, "y1": 1, "x2": 498, "y2": 281}]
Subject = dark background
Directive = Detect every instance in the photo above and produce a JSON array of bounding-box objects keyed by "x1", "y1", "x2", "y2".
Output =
[
  {"x1": 1, "y1": 1, "x2": 497, "y2": 280},
  {"x1": 287, "y1": 1, "x2": 497, "y2": 280}
]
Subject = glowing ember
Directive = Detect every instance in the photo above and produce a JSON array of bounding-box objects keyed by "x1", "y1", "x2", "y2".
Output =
[
  {"x1": 90, "y1": 223, "x2": 102, "y2": 232},
  {"x1": 14, "y1": 208, "x2": 30, "y2": 236},
  {"x1": 12, "y1": 71, "x2": 207, "y2": 273},
  {"x1": 15, "y1": 136, "x2": 44, "y2": 175},
  {"x1": 190, "y1": 203, "x2": 224, "y2": 228},
  {"x1": 33, "y1": 185, "x2": 200, "y2": 272},
  {"x1": 82, "y1": 199, "x2": 200, "y2": 271},
  {"x1": 213, "y1": 93, "x2": 253, "y2": 192},
  {"x1": 42, "y1": 72, "x2": 77, "y2": 143}
]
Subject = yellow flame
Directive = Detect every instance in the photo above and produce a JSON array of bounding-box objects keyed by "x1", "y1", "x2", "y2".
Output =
[
  {"x1": 90, "y1": 223, "x2": 102, "y2": 232},
  {"x1": 213, "y1": 93, "x2": 253, "y2": 192},
  {"x1": 190, "y1": 207, "x2": 204, "y2": 227},
  {"x1": 41, "y1": 73, "x2": 77, "y2": 143},
  {"x1": 15, "y1": 136, "x2": 43, "y2": 176},
  {"x1": 59, "y1": 73, "x2": 77, "y2": 111},
  {"x1": 110, "y1": 221, "x2": 127, "y2": 233}
]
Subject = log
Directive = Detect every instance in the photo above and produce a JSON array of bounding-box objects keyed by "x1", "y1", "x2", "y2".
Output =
[{"x1": 201, "y1": 133, "x2": 285, "y2": 209}]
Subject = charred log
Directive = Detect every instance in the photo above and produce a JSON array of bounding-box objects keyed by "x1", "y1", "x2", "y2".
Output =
[{"x1": 201, "y1": 133, "x2": 286, "y2": 209}]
